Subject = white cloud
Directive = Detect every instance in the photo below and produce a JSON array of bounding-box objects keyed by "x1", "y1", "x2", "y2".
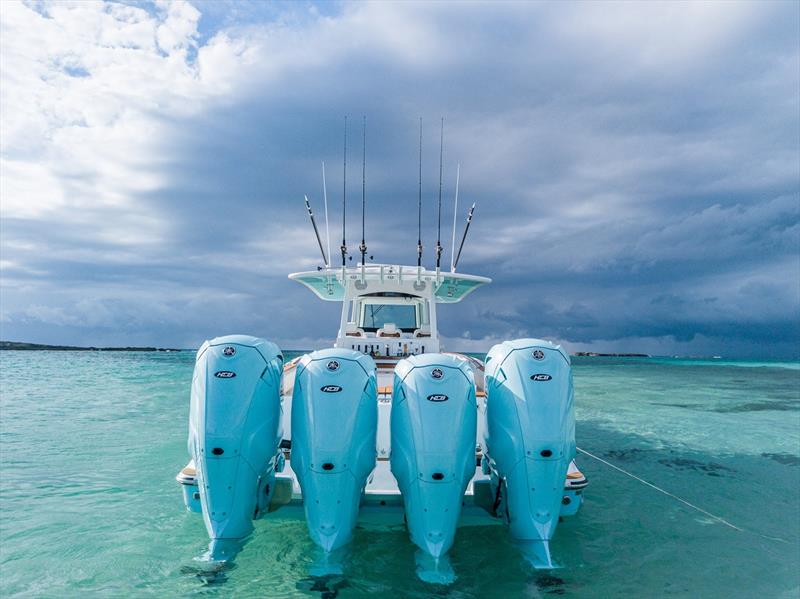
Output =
[
  {"x1": 0, "y1": 0, "x2": 234, "y2": 227},
  {"x1": 550, "y1": 1, "x2": 761, "y2": 74},
  {"x1": 0, "y1": 159, "x2": 66, "y2": 217}
]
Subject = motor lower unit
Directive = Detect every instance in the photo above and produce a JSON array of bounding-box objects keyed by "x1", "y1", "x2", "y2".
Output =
[
  {"x1": 185, "y1": 335, "x2": 284, "y2": 559},
  {"x1": 390, "y1": 354, "x2": 478, "y2": 560},
  {"x1": 481, "y1": 338, "x2": 576, "y2": 568},
  {"x1": 291, "y1": 348, "x2": 378, "y2": 551}
]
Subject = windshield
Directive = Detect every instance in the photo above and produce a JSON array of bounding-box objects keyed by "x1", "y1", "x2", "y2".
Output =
[{"x1": 361, "y1": 304, "x2": 417, "y2": 332}]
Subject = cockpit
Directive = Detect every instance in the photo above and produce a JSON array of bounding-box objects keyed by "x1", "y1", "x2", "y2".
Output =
[
  {"x1": 340, "y1": 292, "x2": 433, "y2": 357},
  {"x1": 361, "y1": 301, "x2": 417, "y2": 333},
  {"x1": 290, "y1": 263, "x2": 490, "y2": 359}
]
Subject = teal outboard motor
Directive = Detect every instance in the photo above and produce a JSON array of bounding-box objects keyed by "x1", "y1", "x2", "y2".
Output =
[
  {"x1": 482, "y1": 339, "x2": 575, "y2": 569},
  {"x1": 391, "y1": 354, "x2": 477, "y2": 579},
  {"x1": 188, "y1": 335, "x2": 283, "y2": 560},
  {"x1": 291, "y1": 349, "x2": 377, "y2": 552}
]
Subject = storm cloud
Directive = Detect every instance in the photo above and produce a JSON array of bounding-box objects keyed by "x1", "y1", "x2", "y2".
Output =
[{"x1": 1, "y1": 0, "x2": 798, "y2": 357}]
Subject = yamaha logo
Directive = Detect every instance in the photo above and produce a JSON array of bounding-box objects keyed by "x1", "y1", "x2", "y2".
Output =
[
  {"x1": 326, "y1": 360, "x2": 340, "y2": 371},
  {"x1": 531, "y1": 374, "x2": 552, "y2": 381},
  {"x1": 427, "y1": 394, "x2": 449, "y2": 402},
  {"x1": 223, "y1": 346, "x2": 236, "y2": 357},
  {"x1": 532, "y1": 350, "x2": 545, "y2": 360},
  {"x1": 321, "y1": 385, "x2": 342, "y2": 393},
  {"x1": 431, "y1": 368, "x2": 444, "y2": 379},
  {"x1": 214, "y1": 371, "x2": 236, "y2": 378}
]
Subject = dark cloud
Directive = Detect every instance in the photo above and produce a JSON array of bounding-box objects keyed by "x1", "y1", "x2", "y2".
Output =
[{"x1": 1, "y1": 1, "x2": 798, "y2": 357}]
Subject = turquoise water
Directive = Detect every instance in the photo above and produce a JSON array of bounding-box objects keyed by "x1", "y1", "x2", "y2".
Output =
[{"x1": 1, "y1": 351, "x2": 798, "y2": 598}]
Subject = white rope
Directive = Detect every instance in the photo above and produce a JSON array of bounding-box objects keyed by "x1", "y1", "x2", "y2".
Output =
[
  {"x1": 576, "y1": 447, "x2": 789, "y2": 543},
  {"x1": 577, "y1": 446, "x2": 745, "y2": 530},
  {"x1": 576, "y1": 446, "x2": 791, "y2": 543}
]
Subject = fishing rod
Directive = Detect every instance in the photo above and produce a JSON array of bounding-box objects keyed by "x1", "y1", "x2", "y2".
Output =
[
  {"x1": 435, "y1": 117, "x2": 444, "y2": 270},
  {"x1": 359, "y1": 115, "x2": 367, "y2": 266},
  {"x1": 452, "y1": 202, "x2": 475, "y2": 272},
  {"x1": 304, "y1": 195, "x2": 328, "y2": 266},
  {"x1": 322, "y1": 161, "x2": 331, "y2": 268},
  {"x1": 341, "y1": 116, "x2": 348, "y2": 267},
  {"x1": 450, "y1": 163, "x2": 460, "y2": 273},
  {"x1": 417, "y1": 117, "x2": 423, "y2": 268}
]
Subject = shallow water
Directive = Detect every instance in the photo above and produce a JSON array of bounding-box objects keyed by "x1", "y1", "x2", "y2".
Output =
[{"x1": 1, "y1": 351, "x2": 798, "y2": 598}]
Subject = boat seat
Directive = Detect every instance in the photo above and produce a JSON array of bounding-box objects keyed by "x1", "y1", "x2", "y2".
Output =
[
  {"x1": 413, "y1": 326, "x2": 431, "y2": 338},
  {"x1": 180, "y1": 463, "x2": 196, "y2": 477},
  {"x1": 345, "y1": 323, "x2": 365, "y2": 337},
  {"x1": 377, "y1": 323, "x2": 401, "y2": 338}
]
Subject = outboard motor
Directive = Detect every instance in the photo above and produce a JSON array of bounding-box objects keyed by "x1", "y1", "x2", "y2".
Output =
[
  {"x1": 481, "y1": 339, "x2": 575, "y2": 568},
  {"x1": 188, "y1": 335, "x2": 283, "y2": 560},
  {"x1": 391, "y1": 354, "x2": 477, "y2": 577},
  {"x1": 291, "y1": 349, "x2": 377, "y2": 552}
]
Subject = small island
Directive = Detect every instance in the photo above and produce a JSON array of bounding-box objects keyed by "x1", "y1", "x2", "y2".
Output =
[{"x1": 0, "y1": 341, "x2": 184, "y2": 352}]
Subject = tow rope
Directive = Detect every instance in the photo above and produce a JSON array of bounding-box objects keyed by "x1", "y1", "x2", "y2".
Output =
[{"x1": 576, "y1": 446, "x2": 789, "y2": 543}]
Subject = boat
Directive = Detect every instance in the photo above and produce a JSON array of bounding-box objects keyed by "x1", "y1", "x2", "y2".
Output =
[
  {"x1": 176, "y1": 264, "x2": 587, "y2": 577},
  {"x1": 176, "y1": 120, "x2": 587, "y2": 581}
]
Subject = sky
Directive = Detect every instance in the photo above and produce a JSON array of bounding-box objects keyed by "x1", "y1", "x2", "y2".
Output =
[{"x1": 1, "y1": 0, "x2": 798, "y2": 358}]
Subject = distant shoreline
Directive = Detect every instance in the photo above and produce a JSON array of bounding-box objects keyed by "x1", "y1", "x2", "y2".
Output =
[
  {"x1": 1, "y1": 341, "x2": 652, "y2": 357},
  {"x1": 0, "y1": 341, "x2": 185, "y2": 352}
]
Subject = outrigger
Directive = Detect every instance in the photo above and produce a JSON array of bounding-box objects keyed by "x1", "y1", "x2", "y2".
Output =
[{"x1": 176, "y1": 119, "x2": 587, "y2": 582}]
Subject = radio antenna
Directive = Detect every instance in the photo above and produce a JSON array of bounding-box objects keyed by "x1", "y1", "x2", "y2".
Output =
[
  {"x1": 322, "y1": 161, "x2": 331, "y2": 267},
  {"x1": 435, "y1": 117, "x2": 444, "y2": 269},
  {"x1": 417, "y1": 117, "x2": 423, "y2": 267},
  {"x1": 359, "y1": 115, "x2": 367, "y2": 266},
  {"x1": 453, "y1": 202, "x2": 475, "y2": 272},
  {"x1": 304, "y1": 195, "x2": 328, "y2": 266},
  {"x1": 341, "y1": 116, "x2": 348, "y2": 267},
  {"x1": 450, "y1": 163, "x2": 460, "y2": 272}
]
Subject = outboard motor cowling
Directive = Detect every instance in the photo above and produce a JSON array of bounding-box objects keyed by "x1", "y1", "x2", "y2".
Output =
[
  {"x1": 482, "y1": 339, "x2": 575, "y2": 568},
  {"x1": 391, "y1": 354, "x2": 477, "y2": 562},
  {"x1": 291, "y1": 349, "x2": 378, "y2": 551},
  {"x1": 188, "y1": 335, "x2": 283, "y2": 560}
]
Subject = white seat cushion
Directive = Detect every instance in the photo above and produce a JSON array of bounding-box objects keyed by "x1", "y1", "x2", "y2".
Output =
[
  {"x1": 345, "y1": 323, "x2": 365, "y2": 337},
  {"x1": 377, "y1": 323, "x2": 401, "y2": 337}
]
